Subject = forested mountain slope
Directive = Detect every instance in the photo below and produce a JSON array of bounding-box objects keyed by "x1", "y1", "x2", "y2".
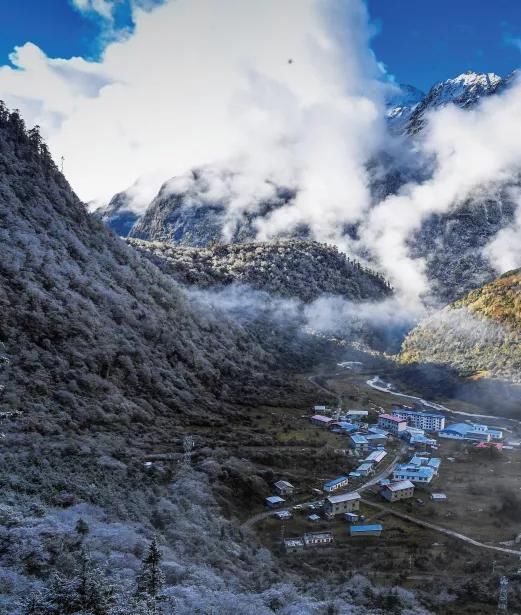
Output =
[
  {"x1": 400, "y1": 269, "x2": 521, "y2": 383},
  {"x1": 129, "y1": 238, "x2": 392, "y2": 303},
  {"x1": 0, "y1": 104, "x2": 432, "y2": 614}
]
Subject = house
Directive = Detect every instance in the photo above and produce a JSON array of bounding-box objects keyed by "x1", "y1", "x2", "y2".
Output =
[
  {"x1": 392, "y1": 464, "x2": 435, "y2": 484},
  {"x1": 377, "y1": 414, "x2": 407, "y2": 435},
  {"x1": 324, "y1": 491, "x2": 361, "y2": 516},
  {"x1": 391, "y1": 407, "x2": 445, "y2": 432},
  {"x1": 308, "y1": 513, "x2": 321, "y2": 522},
  {"x1": 274, "y1": 510, "x2": 292, "y2": 520},
  {"x1": 303, "y1": 532, "x2": 334, "y2": 547},
  {"x1": 348, "y1": 471, "x2": 362, "y2": 479},
  {"x1": 313, "y1": 405, "x2": 328, "y2": 413},
  {"x1": 349, "y1": 524, "x2": 383, "y2": 537},
  {"x1": 344, "y1": 410, "x2": 369, "y2": 423},
  {"x1": 381, "y1": 480, "x2": 415, "y2": 502},
  {"x1": 310, "y1": 414, "x2": 334, "y2": 427},
  {"x1": 265, "y1": 495, "x2": 285, "y2": 508},
  {"x1": 364, "y1": 450, "x2": 388, "y2": 465},
  {"x1": 330, "y1": 421, "x2": 358, "y2": 434},
  {"x1": 408, "y1": 433, "x2": 437, "y2": 447},
  {"x1": 431, "y1": 493, "x2": 447, "y2": 502},
  {"x1": 366, "y1": 433, "x2": 387, "y2": 444},
  {"x1": 349, "y1": 434, "x2": 369, "y2": 452},
  {"x1": 323, "y1": 475, "x2": 349, "y2": 493},
  {"x1": 344, "y1": 512, "x2": 359, "y2": 523},
  {"x1": 439, "y1": 422, "x2": 503, "y2": 441},
  {"x1": 355, "y1": 462, "x2": 374, "y2": 477},
  {"x1": 284, "y1": 538, "x2": 305, "y2": 553},
  {"x1": 274, "y1": 480, "x2": 295, "y2": 497}
]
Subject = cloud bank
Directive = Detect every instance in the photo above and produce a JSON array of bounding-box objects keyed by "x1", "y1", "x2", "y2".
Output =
[
  {"x1": 0, "y1": 0, "x2": 385, "y2": 216},
  {"x1": 0, "y1": 0, "x2": 520, "y2": 302}
]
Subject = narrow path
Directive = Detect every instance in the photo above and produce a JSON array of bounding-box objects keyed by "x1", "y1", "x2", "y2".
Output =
[
  {"x1": 307, "y1": 375, "x2": 340, "y2": 405},
  {"x1": 361, "y1": 498, "x2": 521, "y2": 556}
]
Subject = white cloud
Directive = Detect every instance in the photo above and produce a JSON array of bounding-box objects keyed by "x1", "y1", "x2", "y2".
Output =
[
  {"x1": 1, "y1": 0, "x2": 520, "y2": 304},
  {"x1": 0, "y1": 0, "x2": 386, "y2": 218},
  {"x1": 71, "y1": 0, "x2": 121, "y2": 21},
  {"x1": 358, "y1": 76, "x2": 521, "y2": 302}
]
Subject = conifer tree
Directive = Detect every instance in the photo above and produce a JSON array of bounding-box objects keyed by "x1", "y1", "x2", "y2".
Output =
[{"x1": 136, "y1": 538, "x2": 165, "y2": 600}]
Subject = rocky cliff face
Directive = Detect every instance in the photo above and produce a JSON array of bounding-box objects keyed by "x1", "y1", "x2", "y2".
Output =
[
  {"x1": 97, "y1": 70, "x2": 520, "y2": 306},
  {"x1": 402, "y1": 71, "x2": 504, "y2": 134},
  {"x1": 410, "y1": 190, "x2": 518, "y2": 303},
  {"x1": 400, "y1": 268, "x2": 521, "y2": 383}
]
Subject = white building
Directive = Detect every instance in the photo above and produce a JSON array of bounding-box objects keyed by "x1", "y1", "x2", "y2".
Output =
[
  {"x1": 381, "y1": 480, "x2": 415, "y2": 502},
  {"x1": 310, "y1": 415, "x2": 334, "y2": 427},
  {"x1": 324, "y1": 492, "x2": 361, "y2": 516},
  {"x1": 377, "y1": 414, "x2": 407, "y2": 435},
  {"x1": 391, "y1": 408, "x2": 445, "y2": 432}
]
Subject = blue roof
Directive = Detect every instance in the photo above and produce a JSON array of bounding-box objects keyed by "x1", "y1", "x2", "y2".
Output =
[
  {"x1": 394, "y1": 408, "x2": 444, "y2": 418},
  {"x1": 442, "y1": 423, "x2": 470, "y2": 435},
  {"x1": 324, "y1": 476, "x2": 349, "y2": 489},
  {"x1": 428, "y1": 458, "x2": 441, "y2": 469},
  {"x1": 266, "y1": 496, "x2": 285, "y2": 504},
  {"x1": 350, "y1": 524, "x2": 383, "y2": 533},
  {"x1": 357, "y1": 462, "x2": 373, "y2": 471},
  {"x1": 351, "y1": 434, "x2": 368, "y2": 444},
  {"x1": 333, "y1": 422, "x2": 358, "y2": 432},
  {"x1": 394, "y1": 465, "x2": 434, "y2": 479}
]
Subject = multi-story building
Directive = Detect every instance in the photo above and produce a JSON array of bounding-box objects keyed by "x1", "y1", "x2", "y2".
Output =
[
  {"x1": 377, "y1": 414, "x2": 407, "y2": 435},
  {"x1": 324, "y1": 491, "x2": 361, "y2": 517},
  {"x1": 381, "y1": 480, "x2": 415, "y2": 502},
  {"x1": 391, "y1": 407, "x2": 446, "y2": 432}
]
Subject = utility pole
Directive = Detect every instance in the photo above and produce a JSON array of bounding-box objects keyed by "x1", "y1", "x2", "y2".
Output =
[{"x1": 497, "y1": 576, "x2": 508, "y2": 614}]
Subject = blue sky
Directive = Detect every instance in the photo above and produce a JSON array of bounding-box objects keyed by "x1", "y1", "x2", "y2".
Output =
[
  {"x1": 367, "y1": 0, "x2": 521, "y2": 91},
  {"x1": 0, "y1": 1, "x2": 520, "y2": 93}
]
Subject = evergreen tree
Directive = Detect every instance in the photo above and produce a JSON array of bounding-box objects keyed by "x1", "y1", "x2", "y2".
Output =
[{"x1": 136, "y1": 538, "x2": 165, "y2": 601}]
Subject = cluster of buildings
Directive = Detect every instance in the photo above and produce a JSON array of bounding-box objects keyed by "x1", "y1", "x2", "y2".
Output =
[
  {"x1": 439, "y1": 422, "x2": 503, "y2": 442},
  {"x1": 392, "y1": 455, "x2": 441, "y2": 484}
]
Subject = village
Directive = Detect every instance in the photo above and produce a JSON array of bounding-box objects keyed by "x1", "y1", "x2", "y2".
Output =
[{"x1": 253, "y1": 397, "x2": 517, "y2": 557}]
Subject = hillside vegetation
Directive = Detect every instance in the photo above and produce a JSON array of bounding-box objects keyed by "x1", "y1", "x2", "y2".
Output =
[
  {"x1": 0, "y1": 103, "x2": 429, "y2": 614},
  {"x1": 128, "y1": 238, "x2": 393, "y2": 303},
  {"x1": 400, "y1": 269, "x2": 521, "y2": 382}
]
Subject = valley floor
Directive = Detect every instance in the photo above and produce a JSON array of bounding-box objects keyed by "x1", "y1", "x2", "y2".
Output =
[{"x1": 235, "y1": 359, "x2": 521, "y2": 614}]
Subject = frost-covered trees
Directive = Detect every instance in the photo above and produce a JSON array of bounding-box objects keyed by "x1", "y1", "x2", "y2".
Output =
[
  {"x1": 136, "y1": 538, "x2": 164, "y2": 602},
  {"x1": 129, "y1": 239, "x2": 393, "y2": 303}
]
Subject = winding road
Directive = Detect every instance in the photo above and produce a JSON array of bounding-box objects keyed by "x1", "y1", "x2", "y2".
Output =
[
  {"x1": 361, "y1": 498, "x2": 521, "y2": 556},
  {"x1": 366, "y1": 375, "x2": 514, "y2": 425}
]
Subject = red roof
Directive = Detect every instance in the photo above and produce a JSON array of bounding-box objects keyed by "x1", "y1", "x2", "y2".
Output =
[
  {"x1": 379, "y1": 414, "x2": 406, "y2": 423},
  {"x1": 475, "y1": 442, "x2": 503, "y2": 450}
]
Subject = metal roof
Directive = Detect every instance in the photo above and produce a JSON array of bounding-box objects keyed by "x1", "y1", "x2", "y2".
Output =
[
  {"x1": 379, "y1": 414, "x2": 406, "y2": 423},
  {"x1": 327, "y1": 491, "x2": 361, "y2": 504},
  {"x1": 274, "y1": 480, "x2": 294, "y2": 489},
  {"x1": 384, "y1": 479, "x2": 415, "y2": 492},
  {"x1": 350, "y1": 524, "x2": 383, "y2": 533},
  {"x1": 266, "y1": 496, "x2": 285, "y2": 504},
  {"x1": 324, "y1": 475, "x2": 349, "y2": 489},
  {"x1": 311, "y1": 414, "x2": 332, "y2": 422},
  {"x1": 365, "y1": 450, "x2": 387, "y2": 462},
  {"x1": 350, "y1": 434, "x2": 368, "y2": 444}
]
